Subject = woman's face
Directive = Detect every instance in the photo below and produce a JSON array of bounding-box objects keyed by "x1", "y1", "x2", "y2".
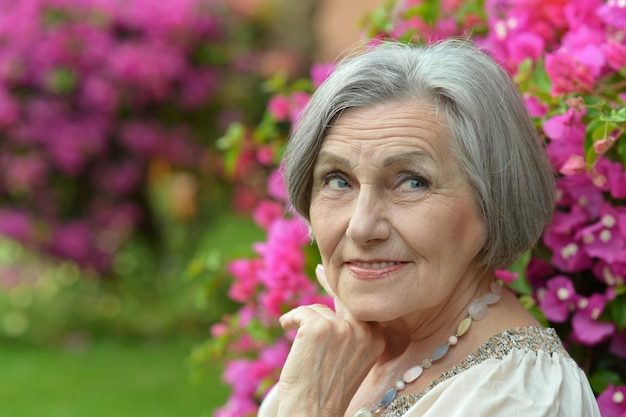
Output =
[{"x1": 309, "y1": 100, "x2": 486, "y2": 323}]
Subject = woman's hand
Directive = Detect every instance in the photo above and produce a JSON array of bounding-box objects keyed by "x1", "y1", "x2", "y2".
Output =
[{"x1": 276, "y1": 265, "x2": 385, "y2": 417}]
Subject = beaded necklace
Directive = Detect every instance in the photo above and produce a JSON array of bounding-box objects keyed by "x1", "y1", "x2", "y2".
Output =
[{"x1": 353, "y1": 281, "x2": 503, "y2": 417}]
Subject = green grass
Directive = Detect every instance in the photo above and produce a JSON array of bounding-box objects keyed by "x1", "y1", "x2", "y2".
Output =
[{"x1": 0, "y1": 340, "x2": 229, "y2": 417}]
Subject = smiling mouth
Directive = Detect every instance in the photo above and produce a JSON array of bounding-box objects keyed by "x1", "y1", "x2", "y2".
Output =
[{"x1": 350, "y1": 261, "x2": 403, "y2": 269}]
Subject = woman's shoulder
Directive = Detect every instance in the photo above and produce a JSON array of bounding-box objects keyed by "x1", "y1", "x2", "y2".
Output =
[
  {"x1": 384, "y1": 326, "x2": 601, "y2": 417},
  {"x1": 427, "y1": 326, "x2": 574, "y2": 394},
  {"x1": 454, "y1": 325, "x2": 570, "y2": 367}
]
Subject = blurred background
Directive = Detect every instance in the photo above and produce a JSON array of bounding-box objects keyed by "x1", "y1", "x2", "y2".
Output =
[
  {"x1": 5, "y1": 1, "x2": 626, "y2": 417},
  {"x1": 0, "y1": 0, "x2": 381, "y2": 416}
]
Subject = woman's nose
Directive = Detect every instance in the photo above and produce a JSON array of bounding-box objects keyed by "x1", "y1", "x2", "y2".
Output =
[{"x1": 345, "y1": 185, "x2": 390, "y2": 245}]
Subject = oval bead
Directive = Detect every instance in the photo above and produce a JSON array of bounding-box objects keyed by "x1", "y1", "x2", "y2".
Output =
[
  {"x1": 457, "y1": 316, "x2": 472, "y2": 336},
  {"x1": 354, "y1": 408, "x2": 372, "y2": 417},
  {"x1": 468, "y1": 299, "x2": 489, "y2": 321},
  {"x1": 403, "y1": 365, "x2": 423, "y2": 383},
  {"x1": 380, "y1": 388, "x2": 398, "y2": 408},
  {"x1": 431, "y1": 343, "x2": 449, "y2": 361},
  {"x1": 481, "y1": 292, "x2": 502, "y2": 305},
  {"x1": 490, "y1": 281, "x2": 502, "y2": 296}
]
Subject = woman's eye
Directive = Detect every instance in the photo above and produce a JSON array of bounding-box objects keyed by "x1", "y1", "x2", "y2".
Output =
[
  {"x1": 398, "y1": 174, "x2": 429, "y2": 190},
  {"x1": 325, "y1": 174, "x2": 350, "y2": 189}
]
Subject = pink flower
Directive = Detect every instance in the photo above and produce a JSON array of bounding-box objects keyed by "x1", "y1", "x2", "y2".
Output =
[
  {"x1": 0, "y1": 88, "x2": 20, "y2": 128},
  {"x1": 259, "y1": 338, "x2": 289, "y2": 369},
  {"x1": 564, "y1": 0, "x2": 604, "y2": 28},
  {"x1": 571, "y1": 293, "x2": 616, "y2": 346},
  {"x1": 595, "y1": 158, "x2": 626, "y2": 199},
  {"x1": 598, "y1": 1, "x2": 626, "y2": 30},
  {"x1": 52, "y1": 221, "x2": 94, "y2": 261},
  {"x1": 120, "y1": 122, "x2": 161, "y2": 155},
  {"x1": 543, "y1": 108, "x2": 586, "y2": 142},
  {"x1": 506, "y1": 32, "x2": 545, "y2": 65},
  {"x1": 538, "y1": 275, "x2": 578, "y2": 322},
  {"x1": 523, "y1": 95, "x2": 548, "y2": 118},
  {"x1": 593, "y1": 260, "x2": 626, "y2": 286},
  {"x1": 81, "y1": 74, "x2": 118, "y2": 113},
  {"x1": 559, "y1": 154, "x2": 585, "y2": 176},
  {"x1": 575, "y1": 204, "x2": 625, "y2": 264},
  {"x1": 544, "y1": 232, "x2": 594, "y2": 273},
  {"x1": 597, "y1": 385, "x2": 626, "y2": 417},
  {"x1": 555, "y1": 173, "x2": 603, "y2": 218},
  {"x1": 288, "y1": 91, "x2": 310, "y2": 125},
  {"x1": 0, "y1": 210, "x2": 34, "y2": 242},
  {"x1": 310, "y1": 63, "x2": 335, "y2": 89},
  {"x1": 593, "y1": 136, "x2": 616, "y2": 155},
  {"x1": 256, "y1": 145, "x2": 274, "y2": 165},
  {"x1": 543, "y1": 207, "x2": 594, "y2": 273},
  {"x1": 561, "y1": 25, "x2": 606, "y2": 77},
  {"x1": 228, "y1": 259, "x2": 262, "y2": 303},
  {"x1": 3, "y1": 153, "x2": 48, "y2": 192},
  {"x1": 526, "y1": 257, "x2": 556, "y2": 289},
  {"x1": 602, "y1": 40, "x2": 626, "y2": 72},
  {"x1": 267, "y1": 94, "x2": 290, "y2": 121},
  {"x1": 214, "y1": 397, "x2": 257, "y2": 417},
  {"x1": 260, "y1": 288, "x2": 287, "y2": 317},
  {"x1": 267, "y1": 168, "x2": 288, "y2": 201},
  {"x1": 210, "y1": 322, "x2": 228, "y2": 338},
  {"x1": 543, "y1": 108, "x2": 586, "y2": 170},
  {"x1": 494, "y1": 269, "x2": 518, "y2": 285},
  {"x1": 253, "y1": 199, "x2": 284, "y2": 230},
  {"x1": 545, "y1": 50, "x2": 595, "y2": 96},
  {"x1": 609, "y1": 329, "x2": 626, "y2": 359},
  {"x1": 96, "y1": 160, "x2": 143, "y2": 196}
]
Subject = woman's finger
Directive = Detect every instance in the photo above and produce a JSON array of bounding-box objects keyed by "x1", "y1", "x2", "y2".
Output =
[{"x1": 279, "y1": 303, "x2": 337, "y2": 332}]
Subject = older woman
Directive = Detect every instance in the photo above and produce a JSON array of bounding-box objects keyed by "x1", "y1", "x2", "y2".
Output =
[{"x1": 259, "y1": 40, "x2": 600, "y2": 417}]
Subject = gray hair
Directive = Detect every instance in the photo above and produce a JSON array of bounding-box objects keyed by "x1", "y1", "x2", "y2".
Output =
[{"x1": 284, "y1": 39, "x2": 555, "y2": 270}]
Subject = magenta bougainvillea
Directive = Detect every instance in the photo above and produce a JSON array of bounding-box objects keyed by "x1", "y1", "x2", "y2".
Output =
[
  {"x1": 0, "y1": 0, "x2": 229, "y2": 271},
  {"x1": 208, "y1": 1, "x2": 626, "y2": 416}
]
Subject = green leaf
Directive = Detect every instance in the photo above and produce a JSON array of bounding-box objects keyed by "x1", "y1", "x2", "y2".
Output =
[
  {"x1": 508, "y1": 275, "x2": 533, "y2": 295},
  {"x1": 216, "y1": 122, "x2": 244, "y2": 151},
  {"x1": 584, "y1": 118, "x2": 616, "y2": 169},
  {"x1": 404, "y1": 0, "x2": 440, "y2": 22},
  {"x1": 506, "y1": 250, "x2": 533, "y2": 295},
  {"x1": 291, "y1": 78, "x2": 313, "y2": 93},
  {"x1": 613, "y1": 284, "x2": 626, "y2": 296},
  {"x1": 593, "y1": 122, "x2": 619, "y2": 141},
  {"x1": 606, "y1": 294, "x2": 626, "y2": 330},
  {"x1": 531, "y1": 60, "x2": 552, "y2": 95},
  {"x1": 222, "y1": 147, "x2": 240, "y2": 179},
  {"x1": 253, "y1": 112, "x2": 281, "y2": 144},
  {"x1": 246, "y1": 318, "x2": 276, "y2": 343},
  {"x1": 608, "y1": 107, "x2": 626, "y2": 123},
  {"x1": 589, "y1": 369, "x2": 623, "y2": 394},
  {"x1": 585, "y1": 144, "x2": 599, "y2": 170},
  {"x1": 46, "y1": 67, "x2": 77, "y2": 94},
  {"x1": 261, "y1": 73, "x2": 291, "y2": 95},
  {"x1": 617, "y1": 133, "x2": 626, "y2": 165}
]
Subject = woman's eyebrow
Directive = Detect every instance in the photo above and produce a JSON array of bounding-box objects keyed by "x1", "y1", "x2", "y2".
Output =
[
  {"x1": 384, "y1": 150, "x2": 434, "y2": 167},
  {"x1": 315, "y1": 151, "x2": 352, "y2": 168}
]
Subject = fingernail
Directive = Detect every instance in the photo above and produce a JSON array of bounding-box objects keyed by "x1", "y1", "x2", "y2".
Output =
[{"x1": 316, "y1": 264, "x2": 323, "y2": 272}]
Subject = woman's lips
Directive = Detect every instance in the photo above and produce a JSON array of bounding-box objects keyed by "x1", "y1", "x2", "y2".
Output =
[{"x1": 346, "y1": 261, "x2": 407, "y2": 280}]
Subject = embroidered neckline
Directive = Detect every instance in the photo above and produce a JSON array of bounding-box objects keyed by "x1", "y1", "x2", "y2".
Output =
[{"x1": 382, "y1": 326, "x2": 569, "y2": 417}]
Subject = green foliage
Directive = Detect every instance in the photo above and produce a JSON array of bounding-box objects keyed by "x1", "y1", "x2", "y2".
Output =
[{"x1": 0, "y1": 341, "x2": 227, "y2": 417}]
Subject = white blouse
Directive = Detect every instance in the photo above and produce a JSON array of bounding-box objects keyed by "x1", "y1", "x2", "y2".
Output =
[{"x1": 258, "y1": 327, "x2": 601, "y2": 417}]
